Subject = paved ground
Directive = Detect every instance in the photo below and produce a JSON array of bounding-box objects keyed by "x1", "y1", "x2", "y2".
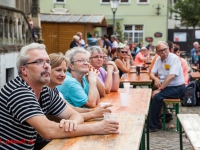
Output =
[{"x1": 148, "y1": 105, "x2": 199, "y2": 150}]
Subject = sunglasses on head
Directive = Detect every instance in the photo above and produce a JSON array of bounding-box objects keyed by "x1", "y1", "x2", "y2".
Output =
[{"x1": 121, "y1": 51, "x2": 128, "y2": 54}]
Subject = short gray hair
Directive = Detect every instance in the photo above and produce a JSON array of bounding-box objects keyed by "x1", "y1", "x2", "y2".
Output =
[
  {"x1": 86, "y1": 46, "x2": 102, "y2": 56},
  {"x1": 16, "y1": 43, "x2": 46, "y2": 75},
  {"x1": 111, "y1": 35, "x2": 116, "y2": 40},
  {"x1": 65, "y1": 47, "x2": 90, "y2": 65},
  {"x1": 156, "y1": 41, "x2": 169, "y2": 49},
  {"x1": 193, "y1": 41, "x2": 199, "y2": 46}
]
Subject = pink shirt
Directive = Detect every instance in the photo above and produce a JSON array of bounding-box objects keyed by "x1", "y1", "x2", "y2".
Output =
[
  {"x1": 180, "y1": 58, "x2": 189, "y2": 85},
  {"x1": 135, "y1": 52, "x2": 145, "y2": 65}
]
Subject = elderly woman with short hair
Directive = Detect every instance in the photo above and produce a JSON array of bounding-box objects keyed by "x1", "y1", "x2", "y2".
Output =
[
  {"x1": 87, "y1": 46, "x2": 119, "y2": 94},
  {"x1": 57, "y1": 47, "x2": 101, "y2": 108},
  {"x1": 134, "y1": 46, "x2": 150, "y2": 65}
]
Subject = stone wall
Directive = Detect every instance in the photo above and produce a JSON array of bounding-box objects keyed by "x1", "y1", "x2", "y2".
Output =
[
  {"x1": 0, "y1": 5, "x2": 34, "y2": 87},
  {"x1": 0, "y1": 0, "x2": 15, "y2": 8}
]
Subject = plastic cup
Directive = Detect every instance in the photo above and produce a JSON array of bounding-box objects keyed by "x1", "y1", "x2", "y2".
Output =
[
  {"x1": 99, "y1": 102, "x2": 111, "y2": 107},
  {"x1": 120, "y1": 93, "x2": 129, "y2": 107},
  {"x1": 103, "y1": 113, "x2": 118, "y2": 121},
  {"x1": 124, "y1": 85, "x2": 130, "y2": 94},
  {"x1": 123, "y1": 82, "x2": 130, "y2": 87}
]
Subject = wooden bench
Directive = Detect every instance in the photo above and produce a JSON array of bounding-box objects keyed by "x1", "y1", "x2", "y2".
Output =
[
  {"x1": 163, "y1": 99, "x2": 180, "y2": 131},
  {"x1": 178, "y1": 114, "x2": 200, "y2": 150},
  {"x1": 190, "y1": 72, "x2": 200, "y2": 80}
]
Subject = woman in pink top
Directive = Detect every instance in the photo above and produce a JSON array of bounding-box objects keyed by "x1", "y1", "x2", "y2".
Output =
[
  {"x1": 134, "y1": 46, "x2": 149, "y2": 65},
  {"x1": 174, "y1": 47, "x2": 189, "y2": 85}
]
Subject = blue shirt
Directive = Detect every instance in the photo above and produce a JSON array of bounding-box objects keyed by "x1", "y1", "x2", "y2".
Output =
[
  {"x1": 104, "y1": 40, "x2": 112, "y2": 49},
  {"x1": 191, "y1": 48, "x2": 197, "y2": 56},
  {"x1": 57, "y1": 72, "x2": 89, "y2": 107}
]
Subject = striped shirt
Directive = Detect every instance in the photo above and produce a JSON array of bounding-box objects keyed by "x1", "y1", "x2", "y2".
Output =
[{"x1": 0, "y1": 76, "x2": 66, "y2": 150}]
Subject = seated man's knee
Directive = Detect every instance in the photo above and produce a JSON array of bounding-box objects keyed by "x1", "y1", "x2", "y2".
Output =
[{"x1": 152, "y1": 90, "x2": 160, "y2": 98}]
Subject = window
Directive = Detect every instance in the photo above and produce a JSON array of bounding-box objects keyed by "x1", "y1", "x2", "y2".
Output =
[
  {"x1": 54, "y1": 0, "x2": 66, "y2": 3},
  {"x1": 101, "y1": 0, "x2": 130, "y2": 4},
  {"x1": 124, "y1": 25, "x2": 143, "y2": 44},
  {"x1": 6, "y1": 68, "x2": 14, "y2": 83},
  {"x1": 137, "y1": 0, "x2": 149, "y2": 4}
]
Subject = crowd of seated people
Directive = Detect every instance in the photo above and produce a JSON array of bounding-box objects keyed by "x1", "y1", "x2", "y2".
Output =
[{"x1": 1, "y1": 30, "x2": 192, "y2": 150}]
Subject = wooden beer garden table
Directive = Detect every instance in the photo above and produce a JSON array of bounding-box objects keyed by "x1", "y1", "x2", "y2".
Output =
[
  {"x1": 100, "y1": 88, "x2": 152, "y2": 115},
  {"x1": 191, "y1": 65, "x2": 200, "y2": 72},
  {"x1": 130, "y1": 68, "x2": 149, "y2": 73},
  {"x1": 190, "y1": 72, "x2": 200, "y2": 80},
  {"x1": 42, "y1": 114, "x2": 146, "y2": 150},
  {"x1": 120, "y1": 72, "x2": 152, "y2": 88},
  {"x1": 100, "y1": 88, "x2": 152, "y2": 150}
]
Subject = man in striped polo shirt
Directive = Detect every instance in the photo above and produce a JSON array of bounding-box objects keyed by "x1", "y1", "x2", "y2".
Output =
[{"x1": 0, "y1": 43, "x2": 119, "y2": 150}]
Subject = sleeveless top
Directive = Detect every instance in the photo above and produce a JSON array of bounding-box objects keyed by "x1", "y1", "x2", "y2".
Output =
[{"x1": 112, "y1": 57, "x2": 123, "y2": 77}]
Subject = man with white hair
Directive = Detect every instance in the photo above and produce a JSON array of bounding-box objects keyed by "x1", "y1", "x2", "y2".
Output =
[
  {"x1": 0, "y1": 43, "x2": 119, "y2": 150},
  {"x1": 191, "y1": 41, "x2": 199, "y2": 56},
  {"x1": 191, "y1": 41, "x2": 199, "y2": 64},
  {"x1": 110, "y1": 35, "x2": 118, "y2": 48},
  {"x1": 149, "y1": 41, "x2": 185, "y2": 132}
]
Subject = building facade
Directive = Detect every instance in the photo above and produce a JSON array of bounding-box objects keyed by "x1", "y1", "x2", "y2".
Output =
[{"x1": 40, "y1": 0, "x2": 168, "y2": 46}]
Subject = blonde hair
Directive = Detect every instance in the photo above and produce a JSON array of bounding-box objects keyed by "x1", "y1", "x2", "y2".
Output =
[
  {"x1": 49, "y1": 52, "x2": 69, "y2": 69},
  {"x1": 73, "y1": 35, "x2": 80, "y2": 42},
  {"x1": 102, "y1": 48, "x2": 108, "y2": 55}
]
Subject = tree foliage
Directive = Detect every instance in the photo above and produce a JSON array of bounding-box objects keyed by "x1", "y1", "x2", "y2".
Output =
[
  {"x1": 169, "y1": 0, "x2": 200, "y2": 28},
  {"x1": 115, "y1": 22, "x2": 123, "y2": 43},
  {"x1": 169, "y1": 0, "x2": 200, "y2": 49}
]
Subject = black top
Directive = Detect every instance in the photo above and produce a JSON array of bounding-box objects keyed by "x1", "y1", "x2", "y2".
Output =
[
  {"x1": 70, "y1": 41, "x2": 78, "y2": 48},
  {"x1": 0, "y1": 76, "x2": 66, "y2": 150},
  {"x1": 112, "y1": 57, "x2": 123, "y2": 77}
]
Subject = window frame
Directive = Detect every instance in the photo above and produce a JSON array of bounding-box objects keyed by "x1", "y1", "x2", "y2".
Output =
[
  {"x1": 54, "y1": 0, "x2": 66, "y2": 4},
  {"x1": 100, "y1": 0, "x2": 131, "y2": 5},
  {"x1": 137, "y1": 0, "x2": 150, "y2": 5},
  {"x1": 124, "y1": 24, "x2": 144, "y2": 44}
]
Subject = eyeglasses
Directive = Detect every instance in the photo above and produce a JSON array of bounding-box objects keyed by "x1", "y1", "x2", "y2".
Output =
[
  {"x1": 72, "y1": 59, "x2": 90, "y2": 64},
  {"x1": 103, "y1": 56, "x2": 108, "y2": 59},
  {"x1": 90, "y1": 56, "x2": 103, "y2": 59},
  {"x1": 121, "y1": 51, "x2": 128, "y2": 54},
  {"x1": 156, "y1": 48, "x2": 168, "y2": 53},
  {"x1": 24, "y1": 59, "x2": 51, "y2": 67}
]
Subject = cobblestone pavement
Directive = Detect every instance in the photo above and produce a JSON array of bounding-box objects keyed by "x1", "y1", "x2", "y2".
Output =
[{"x1": 148, "y1": 105, "x2": 199, "y2": 150}]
